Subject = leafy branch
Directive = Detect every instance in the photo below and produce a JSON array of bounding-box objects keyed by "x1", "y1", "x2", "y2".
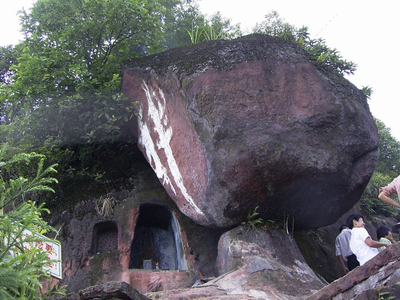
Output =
[
  {"x1": 0, "y1": 145, "x2": 64, "y2": 299},
  {"x1": 0, "y1": 150, "x2": 58, "y2": 213}
]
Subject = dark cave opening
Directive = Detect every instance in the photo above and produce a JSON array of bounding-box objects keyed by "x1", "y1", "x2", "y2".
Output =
[{"x1": 129, "y1": 203, "x2": 186, "y2": 270}]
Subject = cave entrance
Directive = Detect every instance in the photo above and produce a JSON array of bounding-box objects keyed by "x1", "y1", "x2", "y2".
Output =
[
  {"x1": 129, "y1": 203, "x2": 187, "y2": 271},
  {"x1": 91, "y1": 221, "x2": 118, "y2": 254}
]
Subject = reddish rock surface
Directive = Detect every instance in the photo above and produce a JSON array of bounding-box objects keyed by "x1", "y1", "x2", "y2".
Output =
[
  {"x1": 121, "y1": 34, "x2": 378, "y2": 229},
  {"x1": 54, "y1": 187, "x2": 400, "y2": 300},
  {"x1": 50, "y1": 170, "x2": 224, "y2": 295}
]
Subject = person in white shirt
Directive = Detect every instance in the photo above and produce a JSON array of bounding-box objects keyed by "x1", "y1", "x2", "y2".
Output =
[
  {"x1": 335, "y1": 224, "x2": 359, "y2": 274},
  {"x1": 347, "y1": 214, "x2": 389, "y2": 266}
]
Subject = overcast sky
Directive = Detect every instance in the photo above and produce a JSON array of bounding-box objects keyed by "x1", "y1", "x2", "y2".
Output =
[{"x1": 1, "y1": 0, "x2": 399, "y2": 141}]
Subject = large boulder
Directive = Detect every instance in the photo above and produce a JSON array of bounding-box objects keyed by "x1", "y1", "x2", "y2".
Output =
[
  {"x1": 148, "y1": 226, "x2": 327, "y2": 300},
  {"x1": 146, "y1": 231, "x2": 400, "y2": 300},
  {"x1": 216, "y1": 226, "x2": 327, "y2": 293},
  {"x1": 121, "y1": 34, "x2": 378, "y2": 229}
]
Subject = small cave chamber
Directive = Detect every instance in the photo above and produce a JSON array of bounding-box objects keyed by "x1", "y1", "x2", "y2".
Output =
[
  {"x1": 129, "y1": 203, "x2": 187, "y2": 271},
  {"x1": 91, "y1": 221, "x2": 118, "y2": 254}
]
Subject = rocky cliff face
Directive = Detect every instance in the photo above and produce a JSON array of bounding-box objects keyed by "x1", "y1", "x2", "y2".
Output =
[
  {"x1": 51, "y1": 34, "x2": 389, "y2": 299},
  {"x1": 50, "y1": 166, "x2": 226, "y2": 294},
  {"x1": 55, "y1": 184, "x2": 400, "y2": 300},
  {"x1": 51, "y1": 168, "x2": 328, "y2": 298},
  {"x1": 121, "y1": 34, "x2": 378, "y2": 230}
]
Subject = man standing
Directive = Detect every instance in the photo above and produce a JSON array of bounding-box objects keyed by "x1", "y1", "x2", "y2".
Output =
[{"x1": 335, "y1": 224, "x2": 359, "y2": 274}]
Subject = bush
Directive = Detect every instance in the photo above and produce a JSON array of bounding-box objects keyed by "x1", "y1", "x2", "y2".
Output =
[{"x1": 0, "y1": 146, "x2": 64, "y2": 299}]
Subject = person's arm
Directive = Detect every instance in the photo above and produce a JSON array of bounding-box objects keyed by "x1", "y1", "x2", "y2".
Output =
[
  {"x1": 378, "y1": 191, "x2": 400, "y2": 208},
  {"x1": 364, "y1": 237, "x2": 391, "y2": 248},
  {"x1": 336, "y1": 255, "x2": 348, "y2": 274}
]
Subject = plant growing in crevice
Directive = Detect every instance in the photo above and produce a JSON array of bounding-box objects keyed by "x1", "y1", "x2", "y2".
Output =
[
  {"x1": 241, "y1": 206, "x2": 263, "y2": 229},
  {"x1": 241, "y1": 206, "x2": 275, "y2": 231},
  {"x1": 95, "y1": 193, "x2": 117, "y2": 218},
  {"x1": 187, "y1": 12, "x2": 241, "y2": 44}
]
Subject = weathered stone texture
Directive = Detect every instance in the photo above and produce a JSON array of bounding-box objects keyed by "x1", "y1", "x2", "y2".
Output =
[
  {"x1": 50, "y1": 169, "x2": 223, "y2": 295},
  {"x1": 79, "y1": 281, "x2": 150, "y2": 300},
  {"x1": 148, "y1": 226, "x2": 326, "y2": 300},
  {"x1": 121, "y1": 34, "x2": 378, "y2": 229}
]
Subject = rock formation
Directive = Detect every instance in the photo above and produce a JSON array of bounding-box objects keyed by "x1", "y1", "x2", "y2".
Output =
[
  {"x1": 57, "y1": 197, "x2": 400, "y2": 300},
  {"x1": 78, "y1": 281, "x2": 150, "y2": 300},
  {"x1": 51, "y1": 181, "x2": 328, "y2": 299},
  {"x1": 50, "y1": 167, "x2": 225, "y2": 295},
  {"x1": 146, "y1": 228, "x2": 400, "y2": 300},
  {"x1": 121, "y1": 34, "x2": 378, "y2": 229},
  {"x1": 146, "y1": 225, "x2": 328, "y2": 300}
]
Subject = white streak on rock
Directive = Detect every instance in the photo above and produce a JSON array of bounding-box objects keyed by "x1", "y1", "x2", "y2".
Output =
[
  {"x1": 139, "y1": 122, "x2": 176, "y2": 194},
  {"x1": 139, "y1": 81, "x2": 205, "y2": 217}
]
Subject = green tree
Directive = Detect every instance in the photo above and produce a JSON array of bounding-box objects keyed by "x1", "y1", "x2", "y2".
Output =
[
  {"x1": 0, "y1": 45, "x2": 19, "y2": 85},
  {"x1": 3, "y1": 0, "x2": 167, "y2": 120},
  {"x1": 0, "y1": 150, "x2": 58, "y2": 210},
  {"x1": 375, "y1": 119, "x2": 400, "y2": 177},
  {"x1": 0, "y1": 0, "x2": 198, "y2": 199},
  {"x1": 0, "y1": 0, "x2": 242, "y2": 201},
  {"x1": 253, "y1": 10, "x2": 299, "y2": 41},
  {"x1": 1, "y1": 0, "x2": 159, "y2": 153},
  {"x1": 0, "y1": 147, "x2": 62, "y2": 299},
  {"x1": 162, "y1": 0, "x2": 204, "y2": 48},
  {"x1": 359, "y1": 119, "x2": 400, "y2": 218},
  {"x1": 361, "y1": 86, "x2": 373, "y2": 99}
]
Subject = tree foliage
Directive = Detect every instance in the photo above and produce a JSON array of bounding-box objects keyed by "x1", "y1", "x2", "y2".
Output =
[
  {"x1": 3, "y1": 0, "x2": 167, "y2": 125},
  {"x1": 0, "y1": 0, "x2": 242, "y2": 201},
  {"x1": 18, "y1": 0, "x2": 166, "y2": 91},
  {"x1": 375, "y1": 119, "x2": 400, "y2": 177},
  {"x1": 0, "y1": 0, "x2": 201, "y2": 197},
  {"x1": 360, "y1": 119, "x2": 400, "y2": 218},
  {"x1": 0, "y1": 150, "x2": 58, "y2": 212},
  {"x1": 162, "y1": 0, "x2": 205, "y2": 48},
  {"x1": 0, "y1": 45, "x2": 20, "y2": 85},
  {"x1": 0, "y1": 147, "x2": 62, "y2": 299}
]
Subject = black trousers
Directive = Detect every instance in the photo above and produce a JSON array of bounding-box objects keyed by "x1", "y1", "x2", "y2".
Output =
[{"x1": 347, "y1": 254, "x2": 360, "y2": 270}]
